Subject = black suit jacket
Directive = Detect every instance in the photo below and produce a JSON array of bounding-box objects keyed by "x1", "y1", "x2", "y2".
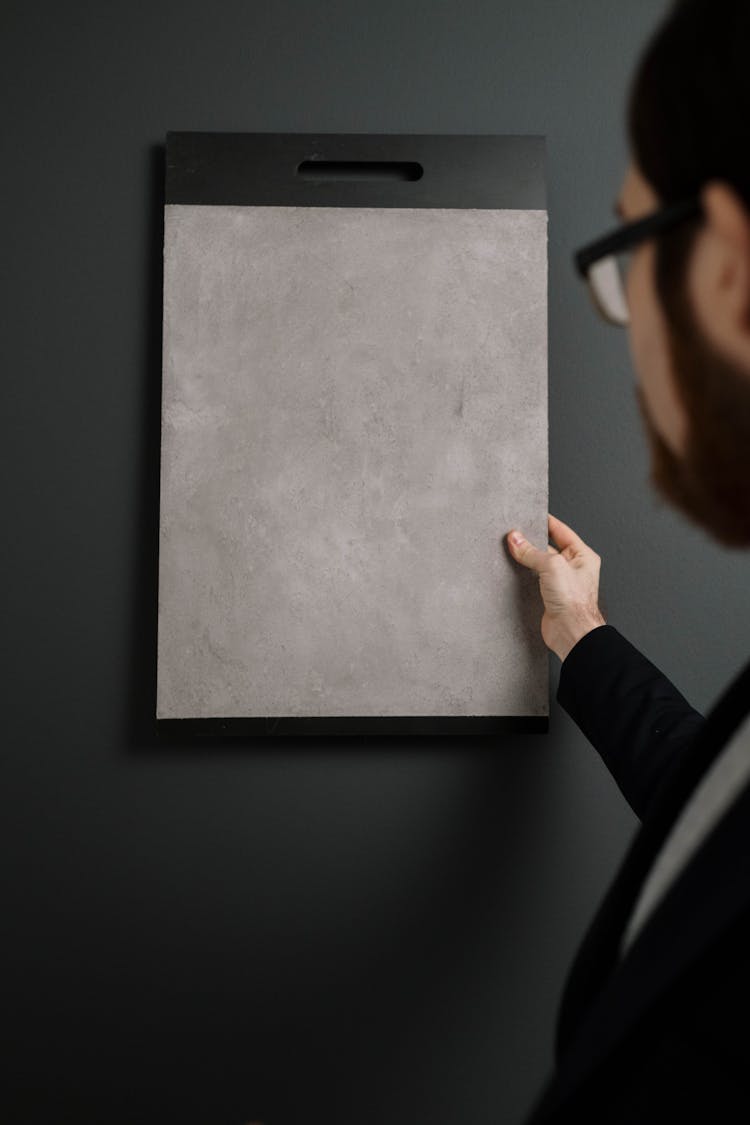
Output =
[{"x1": 523, "y1": 624, "x2": 750, "y2": 1123}]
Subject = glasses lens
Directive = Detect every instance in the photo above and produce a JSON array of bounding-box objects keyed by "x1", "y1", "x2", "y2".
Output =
[{"x1": 588, "y1": 253, "x2": 630, "y2": 326}]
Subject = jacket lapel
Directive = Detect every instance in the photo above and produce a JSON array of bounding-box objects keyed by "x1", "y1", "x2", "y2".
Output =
[{"x1": 528, "y1": 652, "x2": 750, "y2": 1122}]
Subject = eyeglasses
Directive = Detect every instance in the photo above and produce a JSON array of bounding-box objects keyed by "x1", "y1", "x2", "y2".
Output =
[{"x1": 573, "y1": 195, "x2": 704, "y2": 327}]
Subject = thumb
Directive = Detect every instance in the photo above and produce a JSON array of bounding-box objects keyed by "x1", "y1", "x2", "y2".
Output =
[{"x1": 507, "y1": 530, "x2": 549, "y2": 572}]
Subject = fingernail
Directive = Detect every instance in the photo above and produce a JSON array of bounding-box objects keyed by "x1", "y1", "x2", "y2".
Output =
[{"x1": 511, "y1": 532, "x2": 524, "y2": 545}]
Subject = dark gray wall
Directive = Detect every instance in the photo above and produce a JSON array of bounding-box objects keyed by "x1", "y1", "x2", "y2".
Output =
[{"x1": 6, "y1": 1, "x2": 750, "y2": 1122}]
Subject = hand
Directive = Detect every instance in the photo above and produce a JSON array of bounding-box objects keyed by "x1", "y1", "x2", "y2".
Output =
[{"x1": 506, "y1": 513, "x2": 607, "y2": 662}]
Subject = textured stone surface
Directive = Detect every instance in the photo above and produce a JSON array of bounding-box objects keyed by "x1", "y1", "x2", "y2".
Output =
[{"x1": 157, "y1": 203, "x2": 548, "y2": 719}]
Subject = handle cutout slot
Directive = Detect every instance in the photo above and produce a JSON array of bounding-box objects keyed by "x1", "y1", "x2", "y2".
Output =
[{"x1": 296, "y1": 160, "x2": 423, "y2": 182}]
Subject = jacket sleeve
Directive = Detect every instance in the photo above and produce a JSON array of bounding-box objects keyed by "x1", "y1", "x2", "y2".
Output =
[{"x1": 556, "y1": 624, "x2": 707, "y2": 822}]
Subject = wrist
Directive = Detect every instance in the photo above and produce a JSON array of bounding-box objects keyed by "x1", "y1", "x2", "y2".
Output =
[{"x1": 555, "y1": 613, "x2": 607, "y2": 663}]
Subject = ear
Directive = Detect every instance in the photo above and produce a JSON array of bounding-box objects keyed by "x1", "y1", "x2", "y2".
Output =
[{"x1": 697, "y1": 179, "x2": 750, "y2": 332}]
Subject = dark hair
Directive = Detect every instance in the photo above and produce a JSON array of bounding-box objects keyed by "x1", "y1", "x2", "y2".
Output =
[{"x1": 627, "y1": 0, "x2": 750, "y2": 210}]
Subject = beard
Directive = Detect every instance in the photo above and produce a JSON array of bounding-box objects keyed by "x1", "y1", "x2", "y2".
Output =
[{"x1": 633, "y1": 280, "x2": 750, "y2": 549}]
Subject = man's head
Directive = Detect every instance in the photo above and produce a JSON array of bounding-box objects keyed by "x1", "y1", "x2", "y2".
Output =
[{"x1": 617, "y1": 0, "x2": 750, "y2": 547}]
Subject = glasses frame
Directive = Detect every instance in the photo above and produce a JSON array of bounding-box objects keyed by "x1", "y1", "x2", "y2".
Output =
[{"x1": 573, "y1": 195, "x2": 705, "y2": 326}]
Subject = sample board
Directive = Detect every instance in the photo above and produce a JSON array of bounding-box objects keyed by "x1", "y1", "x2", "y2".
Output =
[{"x1": 156, "y1": 133, "x2": 548, "y2": 736}]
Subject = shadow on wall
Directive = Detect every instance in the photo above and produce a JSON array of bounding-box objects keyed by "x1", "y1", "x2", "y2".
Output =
[{"x1": 126, "y1": 142, "x2": 166, "y2": 753}]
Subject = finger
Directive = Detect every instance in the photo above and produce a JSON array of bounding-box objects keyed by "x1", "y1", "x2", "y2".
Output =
[
  {"x1": 548, "y1": 512, "x2": 589, "y2": 556},
  {"x1": 507, "y1": 530, "x2": 549, "y2": 572}
]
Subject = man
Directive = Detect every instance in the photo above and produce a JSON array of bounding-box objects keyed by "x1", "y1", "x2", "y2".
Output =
[{"x1": 506, "y1": 0, "x2": 750, "y2": 1119}]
